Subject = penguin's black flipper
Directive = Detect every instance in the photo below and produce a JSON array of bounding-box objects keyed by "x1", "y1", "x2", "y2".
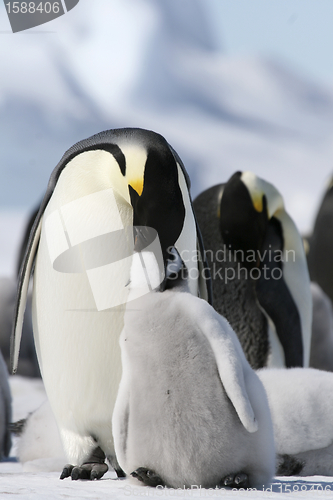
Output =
[
  {"x1": 131, "y1": 467, "x2": 165, "y2": 487},
  {"x1": 220, "y1": 472, "x2": 249, "y2": 489},
  {"x1": 255, "y1": 217, "x2": 303, "y2": 367},
  {"x1": 16, "y1": 204, "x2": 40, "y2": 278},
  {"x1": 11, "y1": 216, "x2": 42, "y2": 375}
]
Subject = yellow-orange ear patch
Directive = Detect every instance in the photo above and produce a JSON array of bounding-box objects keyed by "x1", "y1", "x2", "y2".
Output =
[
  {"x1": 120, "y1": 143, "x2": 147, "y2": 198},
  {"x1": 128, "y1": 178, "x2": 144, "y2": 196},
  {"x1": 252, "y1": 194, "x2": 264, "y2": 213}
]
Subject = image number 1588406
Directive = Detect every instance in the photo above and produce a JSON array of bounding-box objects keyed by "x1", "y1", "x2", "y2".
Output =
[
  {"x1": 4, "y1": 0, "x2": 79, "y2": 33},
  {"x1": 5, "y1": 2, "x2": 60, "y2": 14}
]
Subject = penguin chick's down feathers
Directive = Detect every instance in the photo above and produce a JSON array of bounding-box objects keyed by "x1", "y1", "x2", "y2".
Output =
[
  {"x1": 17, "y1": 400, "x2": 66, "y2": 472},
  {"x1": 112, "y1": 252, "x2": 275, "y2": 489},
  {"x1": 258, "y1": 367, "x2": 333, "y2": 477}
]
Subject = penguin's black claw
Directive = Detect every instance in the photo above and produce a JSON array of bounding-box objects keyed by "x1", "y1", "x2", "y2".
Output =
[
  {"x1": 131, "y1": 467, "x2": 165, "y2": 487},
  {"x1": 234, "y1": 473, "x2": 249, "y2": 488},
  {"x1": 220, "y1": 472, "x2": 249, "y2": 489},
  {"x1": 60, "y1": 464, "x2": 74, "y2": 480}
]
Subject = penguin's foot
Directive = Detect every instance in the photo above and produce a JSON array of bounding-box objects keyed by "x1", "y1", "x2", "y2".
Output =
[
  {"x1": 60, "y1": 462, "x2": 109, "y2": 480},
  {"x1": 115, "y1": 467, "x2": 126, "y2": 478},
  {"x1": 131, "y1": 467, "x2": 165, "y2": 487},
  {"x1": 220, "y1": 472, "x2": 249, "y2": 489},
  {"x1": 276, "y1": 454, "x2": 305, "y2": 476},
  {"x1": 60, "y1": 446, "x2": 108, "y2": 480}
]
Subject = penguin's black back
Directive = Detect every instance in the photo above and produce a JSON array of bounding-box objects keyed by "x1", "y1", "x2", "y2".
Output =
[
  {"x1": 307, "y1": 183, "x2": 333, "y2": 305},
  {"x1": 193, "y1": 185, "x2": 268, "y2": 369}
]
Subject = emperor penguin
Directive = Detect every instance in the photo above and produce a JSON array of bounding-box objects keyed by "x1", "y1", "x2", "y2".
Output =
[
  {"x1": 0, "y1": 349, "x2": 11, "y2": 459},
  {"x1": 193, "y1": 171, "x2": 312, "y2": 369},
  {"x1": 309, "y1": 282, "x2": 333, "y2": 372},
  {"x1": 112, "y1": 251, "x2": 275, "y2": 489},
  {"x1": 307, "y1": 176, "x2": 333, "y2": 305},
  {"x1": 11, "y1": 128, "x2": 211, "y2": 480},
  {"x1": 0, "y1": 206, "x2": 40, "y2": 378}
]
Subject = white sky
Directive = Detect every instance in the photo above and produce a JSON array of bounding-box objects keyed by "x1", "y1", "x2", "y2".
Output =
[
  {"x1": 209, "y1": 0, "x2": 333, "y2": 85},
  {"x1": 1, "y1": 0, "x2": 332, "y2": 85}
]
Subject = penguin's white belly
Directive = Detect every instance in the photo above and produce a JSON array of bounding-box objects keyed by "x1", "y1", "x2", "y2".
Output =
[
  {"x1": 32, "y1": 155, "x2": 134, "y2": 461},
  {"x1": 32, "y1": 232, "x2": 124, "y2": 455},
  {"x1": 33, "y1": 255, "x2": 121, "y2": 421}
]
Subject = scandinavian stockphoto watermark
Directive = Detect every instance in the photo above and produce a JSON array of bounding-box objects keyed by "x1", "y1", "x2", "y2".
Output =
[
  {"x1": 44, "y1": 188, "x2": 165, "y2": 311},
  {"x1": 44, "y1": 187, "x2": 296, "y2": 310},
  {"x1": 3, "y1": 0, "x2": 79, "y2": 33},
  {"x1": 169, "y1": 245, "x2": 296, "y2": 284}
]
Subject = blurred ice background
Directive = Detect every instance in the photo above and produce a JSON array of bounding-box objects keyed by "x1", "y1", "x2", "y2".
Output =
[{"x1": 1, "y1": 0, "x2": 333, "y2": 277}]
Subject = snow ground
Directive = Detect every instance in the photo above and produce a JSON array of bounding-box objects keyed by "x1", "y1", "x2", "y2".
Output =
[
  {"x1": 0, "y1": 376, "x2": 332, "y2": 500},
  {"x1": 1, "y1": 463, "x2": 333, "y2": 500}
]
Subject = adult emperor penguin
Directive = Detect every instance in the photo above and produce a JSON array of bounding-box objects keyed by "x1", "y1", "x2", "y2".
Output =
[
  {"x1": 112, "y1": 251, "x2": 275, "y2": 489},
  {"x1": 11, "y1": 128, "x2": 211, "y2": 480},
  {"x1": 193, "y1": 171, "x2": 312, "y2": 369},
  {"x1": 309, "y1": 282, "x2": 333, "y2": 372},
  {"x1": 0, "y1": 349, "x2": 11, "y2": 459},
  {"x1": 307, "y1": 176, "x2": 333, "y2": 305},
  {"x1": 0, "y1": 206, "x2": 40, "y2": 378}
]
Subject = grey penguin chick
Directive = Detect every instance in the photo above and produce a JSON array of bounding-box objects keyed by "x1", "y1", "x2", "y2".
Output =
[
  {"x1": 112, "y1": 252, "x2": 275, "y2": 489},
  {"x1": 258, "y1": 367, "x2": 333, "y2": 477}
]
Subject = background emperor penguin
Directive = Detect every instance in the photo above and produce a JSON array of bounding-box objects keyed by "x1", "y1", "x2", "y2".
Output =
[
  {"x1": 112, "y1": 252, "x2": 275, "y2": 489},
  {"x1": 11, "y1": 128, "x2": 211, "y2": 480},
  {"x1": 0, "y1": 205, "x2": 40, "y2": 378},
  {"x1": 193, "y1": 171, "x2": 312, "y2": 369},
  {"x1": 0, "y1": 350, "x2": 11, "y2": 460},
  {"x1": 307, "y1": 176, "x2": 333, "y2": 305}
]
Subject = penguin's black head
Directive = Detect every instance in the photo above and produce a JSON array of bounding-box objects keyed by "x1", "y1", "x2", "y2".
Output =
[
  {"x1": 47, "y1": 128, "x2": 196, "y2": 291},
  {"x1": 125, "y1": 130, "x2": 186, "y2": 263},
  {"x1": 220, "y1": 171, "x2": 269, "y2": 270}
]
